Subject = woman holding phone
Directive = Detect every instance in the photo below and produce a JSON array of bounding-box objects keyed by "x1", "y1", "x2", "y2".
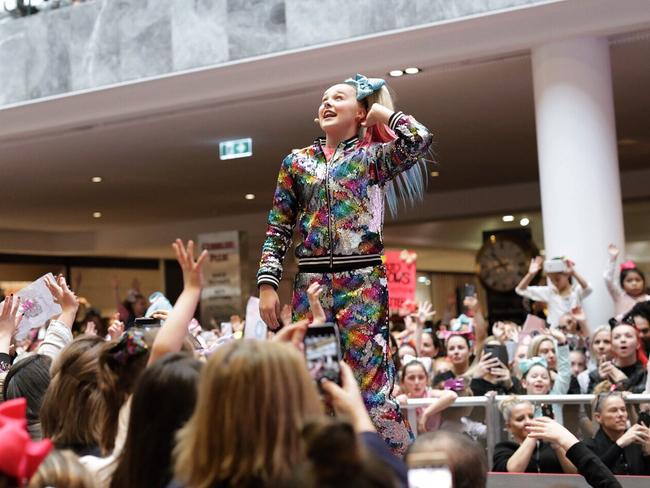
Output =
[{"x1": 256, "y1": 74, "x2": 433, "y2": 454}]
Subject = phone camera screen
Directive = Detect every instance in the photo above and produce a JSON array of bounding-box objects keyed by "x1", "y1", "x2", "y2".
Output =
[
  {"x1": 408, "y1": 467, "x2": 452, "y2": 488},
  {"x1": 305, "y1": 331, "x2": 340, "y2": 384}
]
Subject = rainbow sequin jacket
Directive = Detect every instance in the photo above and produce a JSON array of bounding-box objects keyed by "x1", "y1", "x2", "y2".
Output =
[{"x1": 257, "y1": 111, "x2": 433, "y2": 289}]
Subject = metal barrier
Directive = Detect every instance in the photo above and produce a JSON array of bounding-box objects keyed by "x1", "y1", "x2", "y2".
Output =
[{"x1": 404, "y1": 393, "x2": 650, "y2": 463}]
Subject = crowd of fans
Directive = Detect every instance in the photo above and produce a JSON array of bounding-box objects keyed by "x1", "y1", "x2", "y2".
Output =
[{"x1": 0, "y1": 242, "x2": 649, "y2": 487}]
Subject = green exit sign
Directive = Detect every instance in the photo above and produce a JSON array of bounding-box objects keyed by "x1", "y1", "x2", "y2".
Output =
[{"x1": 219, "y1": 138, "x2": 253, "y2": 160}]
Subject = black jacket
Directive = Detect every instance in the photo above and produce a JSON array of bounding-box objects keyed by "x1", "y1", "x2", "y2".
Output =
[
  {"x1": 565, "y1": 441, "x2": 622, "y2": 488},
  {"x1": 584, "y1": 428, "x2": 650, "y2": 476},
  {"x1": 587, "y1": 362, "x2": 647, "y2": 393},
  {"x1": 492, "y1": 440, "x2": 564, "y2": 473}
]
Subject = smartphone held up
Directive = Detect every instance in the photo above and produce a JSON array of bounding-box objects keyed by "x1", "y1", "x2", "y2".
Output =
[{"x1": 304, "y1": 323, "x2": 343, "y2": 386}]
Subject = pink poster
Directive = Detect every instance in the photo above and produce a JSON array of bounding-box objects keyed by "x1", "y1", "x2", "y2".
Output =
[{"x1": 385, "y1": 250, "x2": 417, "y2": 311}]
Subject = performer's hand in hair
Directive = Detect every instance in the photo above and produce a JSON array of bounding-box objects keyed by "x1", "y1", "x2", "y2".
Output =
[{"x1": 360, "y1": 103, "x2": 392, "y2": 128}]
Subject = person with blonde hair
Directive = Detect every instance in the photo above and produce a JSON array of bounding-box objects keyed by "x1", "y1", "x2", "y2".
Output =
[
  {"x1": 493, "y1": 396, "x2": 575, "y2": 474},
  {"x1": 585, "y1": 385, "x2": 650, "y2": 475},
  {"x1": 257, "y1": 73, "x2": 433, "y2": 453},
  {"x1": 173, "y1": 339, "x2": 323, "y2": 488}
]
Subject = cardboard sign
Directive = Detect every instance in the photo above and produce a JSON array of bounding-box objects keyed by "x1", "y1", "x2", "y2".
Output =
[
  {"x1": 385, "y1": 250, "x2": 417, "y2": 311},
  {"x1": 0, "y1": 273, "x2": 62, "y2": 340}
]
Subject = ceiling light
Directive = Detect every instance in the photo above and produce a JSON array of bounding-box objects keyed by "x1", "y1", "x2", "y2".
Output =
[
  {"x1": 404, "y1": 67, "x2": 421, "y2": 75},
  {"x1": 389, "y1": 70, "x2": 404, "y2": 77},
  {"x1": 502, "y1": 215, "x2": 514, "y2": 222},
  {"x1": 430, "y1": 171, "x2": 440, "y2": 177},
  {"x1": 244, "y1": 194, "x2": 255, "y2": 200},
  {"x1": 520, "y1": 217, "x2": 530, "y2": 226},
  {"x1": 91, "y1": 176, "x2": 102, "y2": 183},
  {"x1": 93, "y1": 212, "x2": 102, "y2": 219}
]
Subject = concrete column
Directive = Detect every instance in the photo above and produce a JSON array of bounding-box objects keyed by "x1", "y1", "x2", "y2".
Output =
[{"x1": 532, "y1": 37, "x2": 624, "y2": 326}]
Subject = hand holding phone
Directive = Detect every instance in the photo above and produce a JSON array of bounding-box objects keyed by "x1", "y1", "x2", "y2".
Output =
[{"x1": 304, "y1": 323, "x2": 342, "y2": 386}]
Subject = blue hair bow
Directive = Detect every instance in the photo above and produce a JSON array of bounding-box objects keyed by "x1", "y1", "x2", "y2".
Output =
[
  {"x1": 518, "y1": 356, "x2": 548, "y2": 376},
  {"x1": 344, "y1": 74, "x2": 385, "y2": 101}
]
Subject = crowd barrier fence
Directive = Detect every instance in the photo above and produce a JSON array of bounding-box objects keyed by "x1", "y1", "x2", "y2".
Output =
[{"x1": 404, "y1": 393, "x2": 650, "y2": 463}]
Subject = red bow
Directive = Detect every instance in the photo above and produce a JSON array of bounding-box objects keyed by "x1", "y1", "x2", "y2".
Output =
[
  {"x1": 620, "y1": 260, "x2": 637, "y2": 271},
  {"x1": 0, "y1": 398, "x2": 53, "y2": 482}
]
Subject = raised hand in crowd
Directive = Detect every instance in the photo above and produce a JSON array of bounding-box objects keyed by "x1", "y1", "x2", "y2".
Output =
[
  {"x1": 414, "y1": 301, "x2": 435, "y2": 356},
  {"x1": 84, "y1": 321, "x2": 97, "y2": 336},
  {"x1": 464, "y1": 293, "x2": 487, "y2": 351},
  {"x1": 0, "y1": 294, "x2": 22, "y2": 354},
  {"x1": 151, "y1": 310, "x2": 169, "y2": 322},
  {"x1": 321, "y1": 361, "x2": 376, "y2": 433},
  {"x1": 148, "y1": 239, "x2": 207, "y2": 365},
  {"x1": 107, "y1": 312, "x2": 125, "y2": 341},
  {"x1": 525, "y1": 417, "x2": 578, "y2": 475},
  {"x1": 608, "y1": 243, "x2": 620, "y2": 261},
  {"x1": 598, "y1": 360, "x2": 628, "y2": 384},
  {"x1": 307, "y1": 282, "x2": 327, "y2": 325},
  {"x1": 44, "y1": 274, "x2": 79, "y2": 327},
  {"x1": 271, "y1": 319, "x2": 309, "y2": 352},
  {"x1": 614, "y1": 423, "x2": 650, "y2": 452}
]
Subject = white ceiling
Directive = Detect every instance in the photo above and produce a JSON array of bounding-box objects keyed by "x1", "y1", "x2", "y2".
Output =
[{"x1": 0, "y1": 24, "x2": 648, "y2": 255}]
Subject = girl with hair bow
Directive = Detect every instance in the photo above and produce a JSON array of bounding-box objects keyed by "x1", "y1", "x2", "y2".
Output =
[
  {"x1": 605, "y1": 244, "x2": 650, "y2": 320},
  {"x1": 257, "y1": 73, "x2": 433, "y2": 453}
]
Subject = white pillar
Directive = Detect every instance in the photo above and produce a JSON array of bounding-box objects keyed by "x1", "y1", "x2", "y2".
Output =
[{"x1": 532, "y1": 37, "x2": 624, "y2": 326}]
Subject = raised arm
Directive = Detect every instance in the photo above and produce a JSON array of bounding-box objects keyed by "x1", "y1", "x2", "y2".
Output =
[
  {"x1": 0, "y1": 296, "x2": 22, "y2": 370},
  {"x1": 148, "y1": 239, "x2": 207, "y2": 366},
  {"x1": 413, "y1": 301, "x2": 435, "y2": 356},
  {"x1": 550, "y1": 331, "x2": 571, "y2": 395},
  {"x1": 464, "y1": 295, "x2": 486, "y2": 352},
  {"x1": 604, "y1": 244, "x2": 622, "y2": 299},
  {"x1": 366, "y1": 105, "x2": 433, "y2": 184},
  {"x1": 516, "y1": 257, "x2": 543, "y2": 296},
  {"x1": 41, "y1": 275, "x2": 78, "y2": 359},
  {"x1": 566, "y1": 260, "x2": 592, "y2": 297}
]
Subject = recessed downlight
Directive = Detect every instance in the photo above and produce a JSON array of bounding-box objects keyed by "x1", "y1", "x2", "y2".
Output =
[
  {"x1": 404, "y1": 67, "x2": 421, "y2": 75},
  {"x1": 502, "y1": 215, "x2": 515, "y2": 222},
  {"x1": 520, "y1": 217, "x2": 530, "y2": 226},
  {"x1": 245, "y1": 194, "x2": 255, "y2": 200},
  {"x1": 91, "y1": 176, "x2": 103, "y2": 183},
  {"x1": 93, "y1": 212, "x2": 102, "y2": 219},
  {"x1": 389, "y1": 70, "x2": 404, "y2": 77}
]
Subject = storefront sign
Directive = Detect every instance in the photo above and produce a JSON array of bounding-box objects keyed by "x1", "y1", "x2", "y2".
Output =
[{"x1": 197, "y1": 231, "x2": 243, "y2": 323}]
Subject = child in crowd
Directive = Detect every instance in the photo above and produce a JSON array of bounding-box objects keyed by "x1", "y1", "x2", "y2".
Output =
[
  {"x1": 519, "y1": 330, "x2": 571, "y2": 424},
  {"x1": 396, "y1": 360, "x2": 457, "y2": 434},
  {"x1": 605, "y1": 244, "x2": 650, "y2": 320},
  {"x1": 516, "y1": 256, "x2": 592, "y2": 327}
]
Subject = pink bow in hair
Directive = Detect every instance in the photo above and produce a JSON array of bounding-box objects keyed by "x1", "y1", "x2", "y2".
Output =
[
  {"x1": 440, "y1": 330, "x2": 475, "y2": 343},
  {"x1": 620, "y1": 260, "x2": 637, "y2": 271}
]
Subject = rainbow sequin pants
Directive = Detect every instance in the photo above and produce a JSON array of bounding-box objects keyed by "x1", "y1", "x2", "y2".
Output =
[{"x1": 292, "y1": 264, "x2": 414, "y2": 455}]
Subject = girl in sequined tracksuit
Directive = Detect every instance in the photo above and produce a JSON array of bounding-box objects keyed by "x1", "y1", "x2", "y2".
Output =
[{"x1": 257, "y1": 75, "x2": 433, "y2": 455}]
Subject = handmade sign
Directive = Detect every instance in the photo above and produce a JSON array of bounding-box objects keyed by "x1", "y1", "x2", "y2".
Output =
[
  {"x1": 0, "y1": 273, "x2": 62, "y2": 341},
  {"x1": 385, "y1": 250, "x2": 417, "y2": 311}
]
